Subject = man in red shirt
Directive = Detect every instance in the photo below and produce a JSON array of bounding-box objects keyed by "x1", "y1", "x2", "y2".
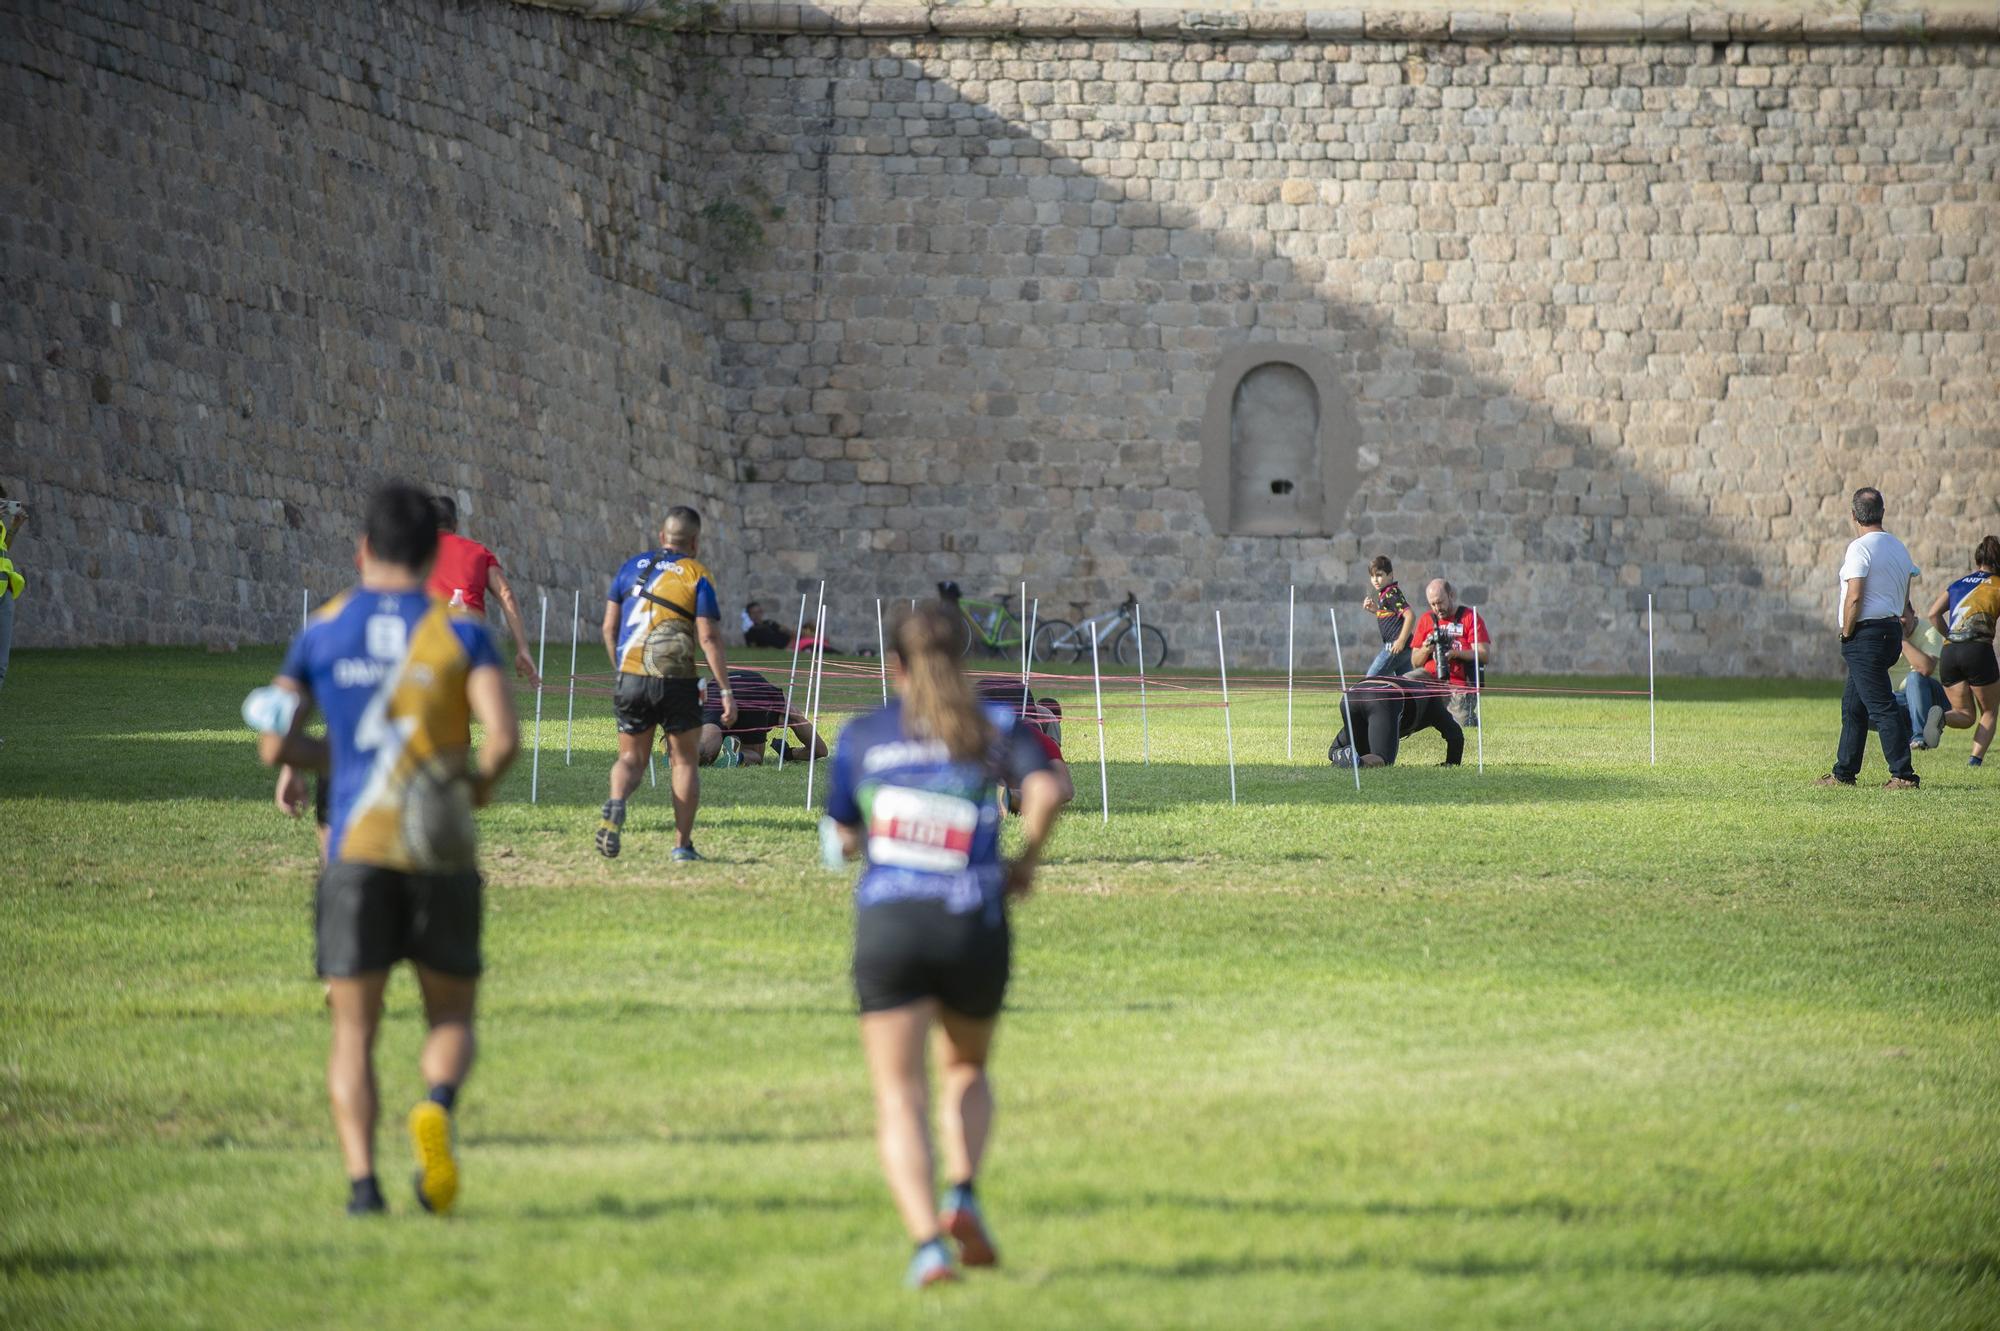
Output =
[
  {"x1": 429, "y1": 496, "x2": 539, "y2": 684},
  {"x1": 1407, "y1": 577, "x2": 1491, "y2": 729}
]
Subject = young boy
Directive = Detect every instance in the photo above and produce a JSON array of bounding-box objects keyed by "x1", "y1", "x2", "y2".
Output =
[{"x1": 1361, "y1": 556, "x2": 1415, "y2": 677}]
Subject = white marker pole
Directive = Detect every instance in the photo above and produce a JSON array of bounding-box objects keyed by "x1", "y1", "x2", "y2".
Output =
[
  {"x1": 1133, "y1": 600, "x2": 1151, "y2": 764},
  {"x1": 1090, "y1": 628, "x2": 1109, "y2": 824},
  {"x1": 1470, "y1": 605, "x2": 1484, "y2": 774},
  {"x1": 565, "y1": 590, "x2": 579, "y2": 765},
  {"x1": 1648, "y1": 592, "x2": 1657, "y2": 766},
  {"x1": 1018, "y1": 580, "x2": 1030, "y2": 705},
  {"x1": 778, "y1": 590, "x2": 808, "y2": 770},
  {"x1": 1021, "y1": 597, "x2": 1039, "y2": 713},
  {"x1": 1286, "y1": 584, "x2": 1296, "y2": 761},
  {"x1": 804, "y1": 603, "x2": 829, "y2": 809},
  {"x1": 530, "y1": 593, "x2": 547, "y2": 804},
  {"x1": 1329, "y1": 608, "x2": 1361, "y2": 791},
  {"x1": 301, "y1": 587, "x2": 308, "y2": 629},
  {"x1": 1215, "y1": 610, "x2": 1237, "y2": 806},
  {"x1": 875, "y1": 597, "x2": 888, "y2": 704}
]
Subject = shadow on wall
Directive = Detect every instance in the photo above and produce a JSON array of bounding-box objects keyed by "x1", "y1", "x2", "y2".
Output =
[{"x1": 698, "y1": 21, "x2": 1992, "y2": 678}]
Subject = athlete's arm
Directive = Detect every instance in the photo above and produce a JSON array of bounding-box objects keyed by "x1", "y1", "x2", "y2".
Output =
[
  {"x1": 257, "y1": 679, "x2": 328, "y2": 771},
  {"x1": 275, "y1": 765, "x2": 309, "y2": 816},
  {"x1": 488, "y1": 565, "x2": 540, "y2": 685},
  {"x1": 787, "y1": 710, "x2": 830, "y2": 759},
  {"x1": 1927, "y1": 587, "x2": 1951, "y2": 639},
  {"x1": 1044, "y1": 758, "x2": 1076, "y2": 807},
  {"x1": 1004, "y1": 769, "x2": 1064, "y2": 898},
  {"x1": 465, "y1": 663, "x2": 520, "y2": 808},
  {"x1": 696, "y1": 616, "x2": 738, "y2": 728},
  {"x1": 602, "y1": 600, "x2": 622, "y2": 669},
  {"x1": 1392, "y1": 605, "x2": 1415, "y2": 653}
]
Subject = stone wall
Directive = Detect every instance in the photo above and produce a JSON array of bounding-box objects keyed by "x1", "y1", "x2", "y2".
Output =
[
  {"x1": 2, "y1": 0, "x2": 736, "y2": 650},
  {"x1": 710, "y1": 21, "x2": 1999, "y2": 675},
  {"x1": 4, "y1": 1, "x2": 1996, "y2": 675}
]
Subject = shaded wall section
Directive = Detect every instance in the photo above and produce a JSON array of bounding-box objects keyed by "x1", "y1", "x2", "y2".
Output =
[
  {"x1": 710, "y1": 30, "x2": 1998, "y2": 674},
  {"x1": 1, "y1": 0, "x2": 736, "y2": 648}
]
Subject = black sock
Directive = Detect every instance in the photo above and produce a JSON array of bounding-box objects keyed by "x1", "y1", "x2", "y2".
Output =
[
  {"x1": 427, "y1": 1083, "x2": 458, "y2": 1112},
  {"x1": 350, "y1": 1175, "x2": 384, "y2": 1209}
]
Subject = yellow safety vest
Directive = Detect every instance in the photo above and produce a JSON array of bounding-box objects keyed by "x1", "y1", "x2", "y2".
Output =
[{"x1": 0, "y1": 518, "x2": 22, "y2": 599}]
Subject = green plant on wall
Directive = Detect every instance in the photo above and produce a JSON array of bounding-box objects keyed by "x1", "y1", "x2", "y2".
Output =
[{"x1": 699, "y1": 185, "x2": 786, "y2": 315}]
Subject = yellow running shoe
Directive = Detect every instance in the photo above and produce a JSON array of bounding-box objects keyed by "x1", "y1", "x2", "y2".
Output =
[{"x1": 408, "y1": 1100, "x2": 459, "y2": 1214}]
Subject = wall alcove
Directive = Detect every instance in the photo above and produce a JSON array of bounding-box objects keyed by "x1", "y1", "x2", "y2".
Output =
[{"x1": 1197, "y1": 345, "x2": 1362, "y2": 538}]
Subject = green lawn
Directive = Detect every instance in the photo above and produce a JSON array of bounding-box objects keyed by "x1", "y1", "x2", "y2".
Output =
[{"x1": 2, "y1": 645, "x2": 1995, "y2": 1330}]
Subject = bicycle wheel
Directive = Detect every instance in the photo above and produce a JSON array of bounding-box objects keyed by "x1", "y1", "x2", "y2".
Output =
[
  {"x1": 956, "y1": 610, "x2": 979, "y2": 658},
  {"x1": 1030, "y1": 619, "x2": 1078, "y2": 664},
  {"x1": 1114, "y1": 623, "x2": 1167, "y2": 670}
]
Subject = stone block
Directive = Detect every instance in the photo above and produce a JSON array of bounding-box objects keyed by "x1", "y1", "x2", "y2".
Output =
[{"x1": 1448, "y1": 11, "x2": 1506, "y2": 43}]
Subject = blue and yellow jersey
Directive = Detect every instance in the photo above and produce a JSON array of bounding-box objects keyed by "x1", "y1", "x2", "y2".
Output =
[
  {"x1": 1945, "y1": 571, "x2": 1998, "y2": 642},
  {"x1": 279, "y1": 588, "x2": 500, "y2": 870},
  {"x1": 607, "y1": 548, "x2": 720, "y2": 678}
]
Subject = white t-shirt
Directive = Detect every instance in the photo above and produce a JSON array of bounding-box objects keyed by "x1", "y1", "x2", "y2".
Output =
[
  {"x1": 741, "y1": 609, "x2": 756, "y2": 633},
  {"x1": 1836, "y1": 530, "x2": 1918, "y2": 626}
]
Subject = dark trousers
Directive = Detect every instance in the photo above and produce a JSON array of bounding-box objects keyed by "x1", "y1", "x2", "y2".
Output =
[
  {"x1": 745, "y1": 621, "x2": 793, "y2": 649},
  {"x1": 1834, "y1": 620, "x2": 1915, "y2": 781}
]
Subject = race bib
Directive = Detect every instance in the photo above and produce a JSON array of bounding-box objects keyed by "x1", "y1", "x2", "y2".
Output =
[{"x1": 868, "y1": 786, "x2": 979, "y2": 873}]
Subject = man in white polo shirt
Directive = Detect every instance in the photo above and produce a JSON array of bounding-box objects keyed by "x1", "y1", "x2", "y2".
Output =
[{"x1": 1817, "y1": 487, "x2": 1922, "y2": 789}]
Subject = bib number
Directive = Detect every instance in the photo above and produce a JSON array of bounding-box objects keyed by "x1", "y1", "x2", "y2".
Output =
[{"x1": 868, "y1": 787, "x2": 978, "y2": 873}]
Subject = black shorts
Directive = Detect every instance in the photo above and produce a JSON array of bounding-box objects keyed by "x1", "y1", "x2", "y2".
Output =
[
  {"x1": 853, "y1": 899, "x2": 1010, "y2": 1018},
  {"x1": 614, "y1": 673, "x2": 702, "y2": 735},
  {"x1": 315, "y1": 861, "x2": 483, "y2": 979},
  {"x1": 1939, "y1": 639, "x2": 2000, "y2": 689}
]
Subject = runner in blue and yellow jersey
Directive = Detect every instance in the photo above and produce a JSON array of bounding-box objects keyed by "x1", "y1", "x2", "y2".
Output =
[
  {"x1": 597, "y1": 505, "x2": 736, "y2": 861},
  {"x1": 826, "y1": 602, "x2": 1065, "y2": 1290},
  {"x1": 1924, "y1": 535, "x2": 2000, "y2": 766},
  {"x1": 249, "y1": 482, "x2": 519, "y2": 1218}
]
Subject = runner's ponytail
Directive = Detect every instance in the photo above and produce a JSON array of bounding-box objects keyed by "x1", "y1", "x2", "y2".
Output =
[{"x1": 894, "y1": 602, "x2": 991, "y2": 762}]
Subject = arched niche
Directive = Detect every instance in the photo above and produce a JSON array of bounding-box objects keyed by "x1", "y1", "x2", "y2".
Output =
[{"x1": 1198, "y1": 345, "x2": 1361, "y2": 538}]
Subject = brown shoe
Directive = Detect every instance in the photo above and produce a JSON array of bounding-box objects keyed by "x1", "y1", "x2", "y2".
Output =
[
  {"x1": 1812, "y1": 774, "x2": 1856, "y2": 788},
  {"x1": 1882, "y1": 776, "x2": 1920, "y2": 790}
]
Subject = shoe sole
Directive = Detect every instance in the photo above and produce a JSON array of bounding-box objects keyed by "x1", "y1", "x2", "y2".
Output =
[
  {"x1": 595, "y1": 826, "x2": 621, "y2": 859},
  {"x1": 912, "y1": 1263, "x2": 959, "y2": 1289},
  {"x1": 943, "y1": 1207, "x2": 998, "y2": 1267},
  {"x1": 408, "y1": 1102, "x2": 458, "y2": 1215}
]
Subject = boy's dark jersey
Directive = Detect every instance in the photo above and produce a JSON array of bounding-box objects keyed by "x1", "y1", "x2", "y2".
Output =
[{"x1": 1373, "y1": 581, "x2": 1411, "y2": 643}]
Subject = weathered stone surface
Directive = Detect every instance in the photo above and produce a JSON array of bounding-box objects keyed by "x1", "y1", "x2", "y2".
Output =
[{"x1": 6, "y1": 0, "x2": 1997, "y2": 681}]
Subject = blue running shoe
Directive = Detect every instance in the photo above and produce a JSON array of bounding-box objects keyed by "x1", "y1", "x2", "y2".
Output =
[
  {"x1": 906, "y1": 1238, "x2": 958, "y2": 1289},
  {"x1": 942, "y1": 1185, "x2": 998, "y2": 1267},
  {"x1": 718, "y1": 735, "x2": 742, "y2": 768},
  {"x1": 670, "y1": 845, "x2": 705, "y2": 863}
]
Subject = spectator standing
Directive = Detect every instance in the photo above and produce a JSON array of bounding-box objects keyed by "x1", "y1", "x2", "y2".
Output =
[
  {"x1": 1816, "y1": 487, "x2": 1921, "y2": 789},
  {"x1": 1360, "y1": 555, "x2": 1415, "y2": 677},
  {"x1": 428, "y1": 496, "x2": 539, "y2": 685},
  {"x1": 1406, "y1": 578, "x2": 1491, "y2": 729}
]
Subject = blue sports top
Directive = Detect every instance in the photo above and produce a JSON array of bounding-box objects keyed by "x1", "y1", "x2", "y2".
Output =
[
  {"x1": 607, "y1": 548, "x2": 721, "y2": 678},
  {"x1": 280, "y1": 588, "x2": 500, "y2": 869},
  {"x1": 826, "y1": 699, "x2": 1051, "y2": 916}
]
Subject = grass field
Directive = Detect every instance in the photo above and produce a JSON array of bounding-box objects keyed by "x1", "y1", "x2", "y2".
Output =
[{"x1": 2, "y1": 643, "x2": 1996, "y2": 1330}]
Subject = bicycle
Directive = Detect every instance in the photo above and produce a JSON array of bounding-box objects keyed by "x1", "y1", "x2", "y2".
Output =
[
  {"x1": 1031, "y1": 592, "x2": 1167, "y2": 669},
  {"x1": 939, "y1": 582, "x2": 1026, "y2": 658}
]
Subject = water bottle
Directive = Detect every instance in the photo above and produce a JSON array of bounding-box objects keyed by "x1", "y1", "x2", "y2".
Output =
[
  {"x1": 819, "y1": 816, "x2": 849, "y2": 872},
  {"x1": 449, "y1": 588, "x2": 466, "y2": 609},
  {"x1": 241, "y1": 685, "x2": 301, "y2": 736}
]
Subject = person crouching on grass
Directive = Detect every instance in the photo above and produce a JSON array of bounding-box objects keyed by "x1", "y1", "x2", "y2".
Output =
[
  {"x1": 248, "y1": 481, "x2": 519, "y2": 1217},
  {"x1": 826, "y1": 603, "x2": 1065, "y2": 1289}
]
